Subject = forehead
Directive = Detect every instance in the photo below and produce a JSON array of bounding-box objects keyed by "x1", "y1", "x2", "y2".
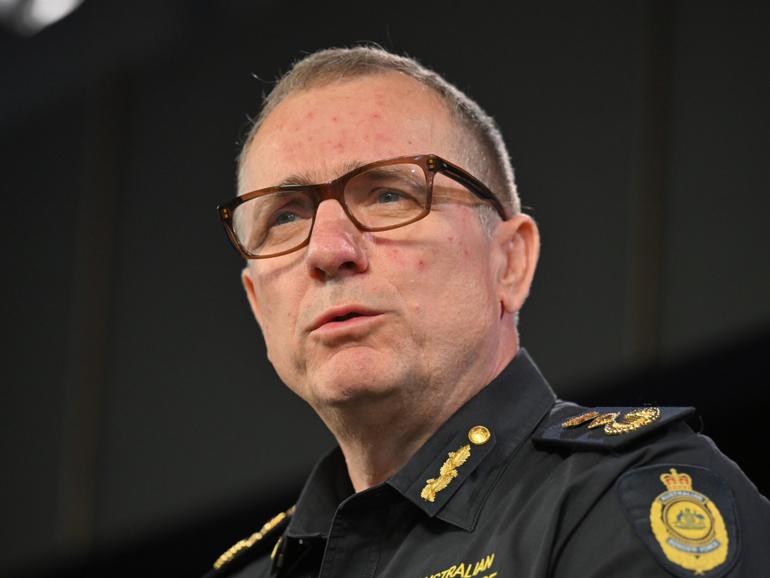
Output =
[{"x1": 240, "y1": 73, "x2": 461, "y2": 191}]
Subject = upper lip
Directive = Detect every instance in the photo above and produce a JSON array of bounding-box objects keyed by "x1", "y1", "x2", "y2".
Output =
[{"x1": 309, "y1": 305, "x2": 382, "y2": 332}]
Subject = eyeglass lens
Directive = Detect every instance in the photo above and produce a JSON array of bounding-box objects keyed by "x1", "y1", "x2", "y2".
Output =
[{"x1": 232, "y1": 162, "x2": 429, "y2": 257}]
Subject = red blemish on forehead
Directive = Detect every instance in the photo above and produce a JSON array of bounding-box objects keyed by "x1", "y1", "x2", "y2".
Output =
[
  {"x1": 306, "y1": 111, "x2": 315, "y2": 119},
  {"x1": 416, "y1": 259, "x2": 426, "y2": 271}
]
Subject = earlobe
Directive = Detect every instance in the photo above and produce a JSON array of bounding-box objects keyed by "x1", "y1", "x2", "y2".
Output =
[
  {"x1": 494, "y1": 214, "x2": 540, "y2": 315},
  {"x1": 241, "y1": 266, "x2": 263, "y2": 326}
]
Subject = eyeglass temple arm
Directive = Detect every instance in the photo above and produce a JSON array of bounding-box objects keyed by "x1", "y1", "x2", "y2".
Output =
[{"x1": 434, "y1": 159, "x2": 510, "y2": 220}]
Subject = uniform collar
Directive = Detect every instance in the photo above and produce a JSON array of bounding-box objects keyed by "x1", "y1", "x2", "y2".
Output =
[
  {"x1": 387, "y1": 348, "x2": 555, "y2": 530},
  {"x1": 285, "y1": 445, "x2": 353, "y2": 539},
  {"x1": 286, "y1": 349, "x2": 556, "y2": 539}
]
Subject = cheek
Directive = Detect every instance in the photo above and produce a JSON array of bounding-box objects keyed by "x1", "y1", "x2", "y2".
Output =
[
  {"x1": 446, "y1": 234, "x2": 470, "y2": 257},
  {"x1": 258, "y1": 283, "x2": 307, "y2": 378},
  {"x1": 385, "y1": 246, "x2": 407, "y2": 267},
  {"x1": 253, "y1": 276, "x2": 301, "y2": 336}
]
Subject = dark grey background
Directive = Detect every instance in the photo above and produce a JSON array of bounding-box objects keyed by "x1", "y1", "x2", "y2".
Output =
[{"x1": 1, "y1": 1, "x2": 768, "y2": 576}]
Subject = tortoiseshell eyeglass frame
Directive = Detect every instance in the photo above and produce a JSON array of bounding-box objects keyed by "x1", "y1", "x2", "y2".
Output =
[{"x1": 217, "y1": 154, "x2": 510, "y2": 259}]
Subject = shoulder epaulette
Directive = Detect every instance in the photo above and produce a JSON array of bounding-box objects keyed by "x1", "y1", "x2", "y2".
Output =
[
  {"x1": 206, "y1": 505, "x2": 295, "y2": 576},
  {"x1": 533, "y1": 406, "x2": 695, "y2": 451}
]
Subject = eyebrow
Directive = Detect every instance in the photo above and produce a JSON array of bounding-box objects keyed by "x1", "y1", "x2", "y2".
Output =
[{"x1": 279, "y1": 159, "x2": 367, "y2": 187}]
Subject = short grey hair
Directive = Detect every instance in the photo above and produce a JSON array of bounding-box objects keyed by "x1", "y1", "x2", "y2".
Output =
[{"x1": 237, "y1": 46, "x2": 520, "y2": 218}]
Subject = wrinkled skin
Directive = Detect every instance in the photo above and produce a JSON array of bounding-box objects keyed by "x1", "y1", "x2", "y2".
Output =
[{"x1": 239, "y1": 72, "x2": 539, "y2": 489}]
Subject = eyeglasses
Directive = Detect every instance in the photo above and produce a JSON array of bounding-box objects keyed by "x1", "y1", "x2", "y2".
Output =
[{"x1": 217, "y1": 154, "x2": 509, "y2": 259}]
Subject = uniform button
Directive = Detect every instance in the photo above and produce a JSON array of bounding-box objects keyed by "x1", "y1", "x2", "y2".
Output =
[{"x1": 468, "y1": 425, "x2": 491, "y2": 445}]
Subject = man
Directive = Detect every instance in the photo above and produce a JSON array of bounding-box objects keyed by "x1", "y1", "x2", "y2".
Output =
[{"x1": 208, "y1": 47, "x2": 769, "y2": 577}]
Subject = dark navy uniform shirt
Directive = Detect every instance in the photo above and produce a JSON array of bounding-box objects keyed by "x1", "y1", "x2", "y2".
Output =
[{"x1": 206, "y1": 350, "x2": 770, "y2": 578}]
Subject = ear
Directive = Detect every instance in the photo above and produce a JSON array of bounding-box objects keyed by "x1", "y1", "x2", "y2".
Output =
[
  {"x1": 241, "y1": 265, "x2": 264, "y2": 327},
  {"x1": 492, "y1": 214, "x2": 540, "y2": 315}
]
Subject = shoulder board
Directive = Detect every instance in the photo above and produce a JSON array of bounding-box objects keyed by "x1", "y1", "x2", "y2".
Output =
[
  {"x1": 532, "y1": 406, "x2": 695, "y2": 451},
  {"x1": 205, "y1": 505, "x2": 295, "y2": 577}
]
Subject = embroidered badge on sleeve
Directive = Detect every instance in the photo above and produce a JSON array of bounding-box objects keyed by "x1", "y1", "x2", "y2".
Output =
[
  {"x1": 650, "y1": 468, "x2": 729, "y2": 574},
  {"x1": 617, "y1": 465, "x2": 739, "y2": 577}
]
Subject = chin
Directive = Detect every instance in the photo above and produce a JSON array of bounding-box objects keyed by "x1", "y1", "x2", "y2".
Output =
[{"x1": 307, "y1": 348, "x2": 408, "y2": 409}]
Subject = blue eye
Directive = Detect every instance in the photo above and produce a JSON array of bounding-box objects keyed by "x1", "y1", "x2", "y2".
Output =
[
  {"x1": 377, "y1": 190, "x2": 403, "y2": 203},
  {"x1": 274, "y1": 212, "x2": 297, "y2": 226}
]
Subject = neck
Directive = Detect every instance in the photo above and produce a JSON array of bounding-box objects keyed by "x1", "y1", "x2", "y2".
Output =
[{"x1": 335, "y1": 411, "x2": 438, "y2": 492}]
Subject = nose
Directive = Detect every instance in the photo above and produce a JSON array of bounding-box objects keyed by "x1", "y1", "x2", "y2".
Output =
[{"x1": 305, "y1": 199, "x2": 369, "y2": 280}]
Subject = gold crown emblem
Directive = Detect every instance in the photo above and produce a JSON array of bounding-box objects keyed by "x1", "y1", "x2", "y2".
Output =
[{"x1": 659, "y1": 468, "x2": 693, "y2": 491}]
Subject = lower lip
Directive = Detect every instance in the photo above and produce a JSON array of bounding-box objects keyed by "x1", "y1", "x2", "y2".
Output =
[{"x1": 313, "y1": 314, "x2": 383, "y2": 336}]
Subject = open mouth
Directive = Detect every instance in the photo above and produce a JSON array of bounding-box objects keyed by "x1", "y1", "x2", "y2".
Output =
[
  {"x1": 332, "y1": 312, "x2": 364, "y2": 322},
  {"x1": 310, "y1": 307, "x2": 381, "y2": 333}
]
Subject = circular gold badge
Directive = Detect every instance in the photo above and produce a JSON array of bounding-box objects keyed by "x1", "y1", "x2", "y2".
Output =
[
  {"x1": 468, "y1": 425, "x2": 491, "y2": 445},
  {"x1": 663, "y1": 498, "x2": 715, "y2": 544}
]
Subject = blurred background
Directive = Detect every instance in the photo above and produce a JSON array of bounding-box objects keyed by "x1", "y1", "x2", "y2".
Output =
[{"x1": 1, "y1": 0, "x2": 768, "y2": 576}]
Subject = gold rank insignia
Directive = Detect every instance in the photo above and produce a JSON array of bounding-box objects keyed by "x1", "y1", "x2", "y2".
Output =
[
  {"x1": 561, "y1": 407, "x2": 660, "y2": 435},
  {"x1": 560, "y1": 410, "x2": 599, "y2": 428},
  {"x1": 213, "y1": 506, "x2": 295, "y2": 570},
  {"x1": 421, "y1": 444, "x2": 471, "y2": 503},
  {"x1": 650, "y1": 469, "x2": 729, "y2": 575}
]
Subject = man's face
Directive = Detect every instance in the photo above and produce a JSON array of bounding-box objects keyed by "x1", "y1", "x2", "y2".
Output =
[{"x1": 240, "y1": 73, "x2": 511, "y2": 417}]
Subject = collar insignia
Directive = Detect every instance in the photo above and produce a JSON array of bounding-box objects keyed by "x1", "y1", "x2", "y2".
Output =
[
  {"x1": 650, "y1": 469, "x2": 729, "y2": 575},
  {"x1": 213, "y1": 506, "x2": 294, "y2": 570},
  {"x1": 420, "y1": 444, "x2": 471, "y2": 503}
]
